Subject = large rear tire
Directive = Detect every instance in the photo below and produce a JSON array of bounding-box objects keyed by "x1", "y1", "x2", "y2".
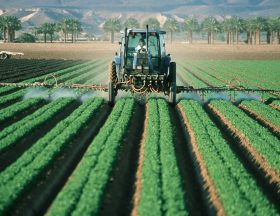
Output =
[
  {"x1": 169, "y1": 82, "x2": 177, "y2": 106},
  {"x1": 169, "y1": 62, "x2": 176, "y2": 84},
  {"x1": 109, "y1": 61, "x2": 117, "y2": 83},
  {"x1": 108, "y1": 62, "x2": 117, "y2": 105}
]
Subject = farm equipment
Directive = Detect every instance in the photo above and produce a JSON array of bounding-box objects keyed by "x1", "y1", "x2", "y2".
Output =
[
  {"x1": 0, "y1": 26, "x2": 280, "y2": 104},
  {"x1": 0, "y1": 51, "x2": 24, "y2": 60},
  {"x1": 107, "y1": 26, "x2": 177, "y2": 105}
]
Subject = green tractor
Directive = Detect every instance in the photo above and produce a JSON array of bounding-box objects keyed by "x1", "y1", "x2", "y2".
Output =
[{"x1": 108, "y1": 25, "x2": 176, "y2": 105}]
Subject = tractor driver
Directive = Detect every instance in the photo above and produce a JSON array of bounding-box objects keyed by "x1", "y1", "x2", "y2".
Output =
[
  {"x1": 135, "y1": 38, "x2": 147, "y2": 53},
  {"x1": 133, "y1": 38, "x2": 152, "y2": 70}
]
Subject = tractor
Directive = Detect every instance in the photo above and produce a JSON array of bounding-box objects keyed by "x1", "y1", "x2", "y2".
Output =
[{"x1": 108, "y1": 26, "x2": 177, "y2": 105}]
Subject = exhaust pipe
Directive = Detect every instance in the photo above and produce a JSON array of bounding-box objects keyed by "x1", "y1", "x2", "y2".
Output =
[{"x1": 146, "y1": 25, "x2": 149, "y2": 50}]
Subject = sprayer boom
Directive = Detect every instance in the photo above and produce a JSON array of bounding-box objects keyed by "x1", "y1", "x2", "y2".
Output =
[{"x1": 0, "y1": 81, "x2": 108, "y2": 91}]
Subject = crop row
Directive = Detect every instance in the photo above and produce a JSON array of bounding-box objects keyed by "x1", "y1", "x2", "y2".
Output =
[
  {"x1": 178, "y1": 100, "x2": 277, "y2": 215},
  {"x1": 1, "y1": 60, "x2": 81, "y2": 83},
  {"x1": 208, "y1": 100, "x2": 280, "y2": 191},
  {"x1": 0, "y1": 60, "x2": 97, "y2": 96},
  {"x1": 239, "y1": 100, "x2": 280, "y2": 136},
  {"x1": 0, "y1": 98, "x2": 104, "y2": 214},
  {"x1": 135, "y1": 98, "x2": 187, "y2": 216},
  {"x1": 0, "y1": 98, "x2": 74, "y2": 154},
  {"x1": 47, "y1": 98, "x2": 135, "y2": 216},
  {"x1": 0, "y1": 98, "x2": 44, "y2": 126},
  {"x1": 190, "y1": 60, "x2": 279, "y2": 99}
]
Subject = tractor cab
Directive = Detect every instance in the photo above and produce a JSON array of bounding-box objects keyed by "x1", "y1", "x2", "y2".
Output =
[{"x1": 119, "y1": 27, "x2": 168, "y2": 78}]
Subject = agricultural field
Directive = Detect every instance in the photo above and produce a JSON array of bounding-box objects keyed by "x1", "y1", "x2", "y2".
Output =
[{"x1": 0, "y1": 43, "x2": 279, "y2": 215}]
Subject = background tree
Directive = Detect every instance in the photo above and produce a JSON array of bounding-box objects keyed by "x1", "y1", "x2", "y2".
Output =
[
  {"x1": 124, "y1": 17, "x2": 140, "y2": 29},
  {"x1": 230, "y1": 16, "x2": 244, "y2": 44},
  {"x1": 183, "y1": 17, "x2": 199, "y2": 44},
  {"x1": 221, "y1": 18, "x2": 233, "y2": 44},
  {"x1": 163, "y1": 18, "x2": 179, "y2": 43},
  {"x1": 0, "y1": 16, "x2": 5, "y2": 41},
  {"x1": 254, "y1": 16, "x2": 267, "y2": 44},
  {"x1": 37, "y1": 22, "x2": 57, "y2": 43},
  {"x1": 245, "y1": 18, "x2": 256, "y2": 44},
  {"x1": 143, "y1": 18, "x2": 160, "y2": 29},
  {"x1": 57, "y1": 18, "x2": 71, "y2": 42},
  {"x1": 2, "y1": 16, "x2": 21, "y2": 42},
  {"x1": 202, "y1": 16, "x2": 220, "y2": 44},
  {"x1": 103, "y1": 18, "x2": 121, "y2": 43},
  {"x1": 68, "y1": 19, "x2": 82, "y2": 43},
  {"x1": 267, "y1": 17, "x2": 280, "y2": 44}
]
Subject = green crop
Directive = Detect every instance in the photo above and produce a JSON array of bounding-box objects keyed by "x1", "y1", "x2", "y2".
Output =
[
  {"x1": 210, "y1": 99, "x2": 280, "y2": 172},
  {"x1": 0, "y1": 98, "x2": 103, "y2": 214},
  {"x1": 179, "y1": 99, "x2": 278, "y2": 215},
  {"x1": 47, "y1": 98, "x2": 135, "y2": 216},
  {"x1": 138, "y1": 98, "x2": 187, "y2": 216}
]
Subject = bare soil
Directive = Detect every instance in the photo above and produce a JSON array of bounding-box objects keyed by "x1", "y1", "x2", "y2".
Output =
[{"x1": 1, "y1": 42, "x2": 280, "y2": 60}]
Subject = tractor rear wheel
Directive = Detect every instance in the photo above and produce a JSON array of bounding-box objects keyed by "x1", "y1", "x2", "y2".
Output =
[
  {"x1": 169, "y1": 62, "x2": 176, "y2": 84},
  {"x1": 168, "y1": 62, "x2": 177, "y2": 106},
  {"x1": 109, "y1": 61, "x2": 117, "y2": 83},
  {"x1": 108, "y1": 81, "x2": 115, "y2": 105},
  {"x1": 169, "y1": 82, "x2": 177, "y2": 106},
  {"x1": 108, "y1": 62, "x2": 117, "y2": 105}
]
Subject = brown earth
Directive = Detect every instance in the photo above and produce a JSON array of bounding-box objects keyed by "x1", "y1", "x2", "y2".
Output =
[{"x1": 1, "y1": 42, "x2": 280, "y2": 60}]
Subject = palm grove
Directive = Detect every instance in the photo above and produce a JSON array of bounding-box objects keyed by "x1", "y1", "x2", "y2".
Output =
[
  {"x1": 1, "y1": 15, "x2": 280, "y2": 44},
  {"x1": 0, "y1": 16, "x2": 82, "y2": 43}
]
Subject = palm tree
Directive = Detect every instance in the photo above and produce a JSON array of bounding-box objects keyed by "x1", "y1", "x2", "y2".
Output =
[
  {"x1": 245, "y1": 18, "x2": 257, "y2": 44},
  {"x1": 183, "y1": 17, "x2": 199, "y2": 44},
  {"x1": 57, "y1": 18, "x2": 71, "y2": 42},
  {"x1": 103, "y1": 18, "x2": 121, "y2": 43},
  {"x1": 37, "y1": 23, "x2": 48, "y2": 43},
  {"x1": 267, "y1": 17, "x2": 280, "y2": 44},
  {"x1": 230, "y1": 16, "x2": 244, "y2": 44},
  {"x1": 68, "y1": 19, "x2": 82, "y2": 43},
  {"x1": 4, "y1": 16, "x2": 21, "y2": 42},
  {"x1": 254, "y1": 16, "x2": 267, "y2": 44},
  {"x1": 72, "y1": 19, "x2": 82, "y2": 42},
  {"x1": 221, "y1": 18, "x2": 233, "y2": 44},
  {"x1": 124, "y1": 17, "x2": 140, "y2": 29},
  {"x1": 163, "y1": 18, "x2": 179, "y2": 43},
  {"x1": 47, "y1": 23, "x2": 57, "y2": 43},
  {"x1": 202, "y1": 16, "x2": 220, "y2": 44},
  {"x1": 0, "y1": 17, "x2": 3, "y2": 39},
  {"x1": 1, "y1": 17, "x2": 8, "y2": 42},
  {"x1": 143, "y1": 18, "x2": 160, "y2": 29},
  {"x1": 37, "y1": 22, "x2": 57, "y2": 43}
]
